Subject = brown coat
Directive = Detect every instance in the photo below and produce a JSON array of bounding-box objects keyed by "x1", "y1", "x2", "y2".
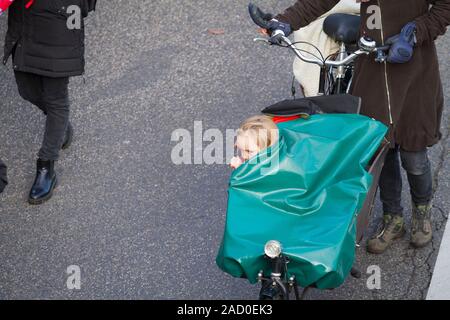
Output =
[{"x1": 277, "y1": 0, "x2": 450, "y2": 151}]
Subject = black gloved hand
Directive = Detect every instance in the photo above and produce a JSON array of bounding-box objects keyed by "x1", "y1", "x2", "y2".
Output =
[{"x1": 267, "y1": 19, "x2": 292, "y2": 45}]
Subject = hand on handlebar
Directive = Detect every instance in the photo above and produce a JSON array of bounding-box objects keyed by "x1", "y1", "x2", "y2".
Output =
[
  {"x1": 266, "y1": 19, "x2": 292, "y2": 45},
  {"x1": 248, "y1": 4, "x2": 291, "y2": 45}
]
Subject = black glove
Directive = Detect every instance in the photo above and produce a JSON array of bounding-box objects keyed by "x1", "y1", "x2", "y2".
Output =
[{"x1": 267, "y1": 19, "x2": 292, "y2": 45}]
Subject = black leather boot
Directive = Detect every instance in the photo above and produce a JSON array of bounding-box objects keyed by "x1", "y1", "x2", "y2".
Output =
[
  {"x1": 28, "y1": 159, "x2": 57, "y2": 205},
  {"x1": 62, "y1": 122, "x2": 73, "y2": 150}
]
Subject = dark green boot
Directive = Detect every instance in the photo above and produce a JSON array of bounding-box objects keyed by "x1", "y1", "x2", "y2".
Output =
[
  {"x1": 411, "y1": 202, "x2": 433, "y2": 248},
  {"x1": 367, "y1": 214, "x2": 405, "y2": 254}
]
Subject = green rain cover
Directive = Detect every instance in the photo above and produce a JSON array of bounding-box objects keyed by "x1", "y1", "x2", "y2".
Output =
[{"x1": 216, "y1": 114, "x2": 388, "y2": 289}]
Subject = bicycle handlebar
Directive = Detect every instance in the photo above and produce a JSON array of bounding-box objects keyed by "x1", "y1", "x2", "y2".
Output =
[
  {"x1": 284, "y1": 36, "x2": 379, "y2": 67},
  {"x1": 249, "y1": 3, "x2": 391, "y2": 67},
  {"x1": 254, "y1": 35, "x2": 382, "y2": 67}
]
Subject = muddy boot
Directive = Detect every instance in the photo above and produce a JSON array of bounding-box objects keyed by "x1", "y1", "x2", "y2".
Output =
[
  {"x1": 411, "y1": 202, "x2": 433, "y2": 248},
  {"x1": 367, "y1": 214, "x2": 406, "y2": 254}
]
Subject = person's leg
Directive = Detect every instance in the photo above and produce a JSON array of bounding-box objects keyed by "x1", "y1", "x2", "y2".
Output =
[
  {"x1": 367, "y1": 145, "x2": 406, "y2": 254},
  {"x1": 28, "y1": 76, "x2": 70, "y2": 205},
  {"x1": 15, "y1": 71, "x2": 72, "y2": 152},
  {"x1": 14, "y1": 71, "x2": 47, "y2": 114},
  {"x1": 400, "y1": 148, "x2": 433, "y2": 248},
  {"x1": 14, "y1": 71, "x2": 71, "y2": 204},
  {"x1": 400, "y1": 148, "x2": 433, "y2": 205},
  {"x1": 379, "y1": 145, "x2": 404, "y2": 214},
  {"x1": 38, "y1": 76, "x2": 70, "y2": 161}
]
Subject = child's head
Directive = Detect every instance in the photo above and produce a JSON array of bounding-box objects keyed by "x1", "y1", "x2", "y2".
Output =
[{"x1": 235, "y1": 115, "x2": 279, "y2": 162}]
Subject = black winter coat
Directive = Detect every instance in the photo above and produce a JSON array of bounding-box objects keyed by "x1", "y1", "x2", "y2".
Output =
[{"x1": 3, "y1": 0, "x2": 96, "y2": 77}]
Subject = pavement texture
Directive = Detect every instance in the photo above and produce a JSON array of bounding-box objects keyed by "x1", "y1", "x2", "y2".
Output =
[
  {"x1": 0, "y1": 0, "x2": 449, "y2": 300},
  {"x1": 427, "y1": 209, "x2": 450, "y2": 300}
]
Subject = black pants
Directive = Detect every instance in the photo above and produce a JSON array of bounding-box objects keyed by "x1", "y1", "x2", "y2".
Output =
[
  {"x1": 14, "y1": 71, "x2": 70, "y2": 161},
  {"x1": 379, "y1": 144, "x2": 433, "y2": 215}
]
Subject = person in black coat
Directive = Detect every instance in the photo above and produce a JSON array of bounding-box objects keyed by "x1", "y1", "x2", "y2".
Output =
[
  {"x1": 3, "y1": 0, "x2": 96, "y2": 204},
  {"x1": 0, "y1": 159, "x2": 7, "y2": 194}
]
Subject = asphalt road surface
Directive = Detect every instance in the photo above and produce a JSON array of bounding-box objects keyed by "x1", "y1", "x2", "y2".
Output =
[{"x1": 0, "y1": 0, "x2": 449, "y2": 299}]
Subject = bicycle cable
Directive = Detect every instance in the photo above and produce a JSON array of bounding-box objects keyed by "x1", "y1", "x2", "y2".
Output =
[
  {"x1": 274, "y1": 41, "x2": 325, "y2": 64},
  {"x1": 289, "y1": 41, "x2": 325, "y2": 63}
]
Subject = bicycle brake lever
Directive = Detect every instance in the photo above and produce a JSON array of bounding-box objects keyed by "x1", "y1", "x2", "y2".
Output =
[
  {"x1": 375, "y1": 49, "x2": 388, "y2": 63},
  {"x1": 254, "y1": 38, "x2": 270, "y2": 44}
]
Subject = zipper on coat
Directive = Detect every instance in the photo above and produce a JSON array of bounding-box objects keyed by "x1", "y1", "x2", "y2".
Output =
[{"x1": 377, "y1": 0, "x2": 394, "y2": 125}]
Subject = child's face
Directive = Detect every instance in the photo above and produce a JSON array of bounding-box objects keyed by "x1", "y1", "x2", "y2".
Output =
[{"x1": 235, "y1": 132, "x2": 261, "y2": 162}]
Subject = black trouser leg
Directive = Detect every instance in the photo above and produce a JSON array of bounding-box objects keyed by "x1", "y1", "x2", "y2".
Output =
[
  {"x1": 379, "y1": 145, "x2": 403, "y2": 215},
  {"x1": 14, "y1": 71, "x2": 70, "y2": 161},
  {"x1": 400, "y1": 148, "x2": 433, "y2": 206},
  {"x1": 38, "y1": 76, "x2": 70, "y2": 161},
  {"x1": 379, "y1": 144, "x2": 433, "y2": 216},
  {"x1": 14, "y1": 71, "x2": 47, "y2": 113}
]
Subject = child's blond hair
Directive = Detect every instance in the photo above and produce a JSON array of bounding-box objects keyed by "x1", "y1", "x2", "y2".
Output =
[{"x1": 238, "y1": 115, "x2": 279, "y2": 150}]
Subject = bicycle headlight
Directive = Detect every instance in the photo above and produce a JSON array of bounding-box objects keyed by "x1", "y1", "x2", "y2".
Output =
[{"x1": 264, "y1": 240, "x2": 282, "y2": 259}]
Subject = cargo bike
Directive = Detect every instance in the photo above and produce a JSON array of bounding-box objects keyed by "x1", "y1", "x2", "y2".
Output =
[{"x1": 216, "y1": 4, "x2": 393, "y2": 300}]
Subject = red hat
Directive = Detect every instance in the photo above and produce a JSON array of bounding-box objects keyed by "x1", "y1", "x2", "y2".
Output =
[
  {"x1": 0, "y1": 0, "x2": 14, "y2": 15},
  {"x1": 0, "y1": 0, "x2": 35, "y2": 15}
]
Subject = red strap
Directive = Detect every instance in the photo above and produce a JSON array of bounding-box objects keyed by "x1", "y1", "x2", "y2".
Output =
[
  {"x1": 25, "y1": 0, "x2": 34, "y2": 9},
  {"x1": 272, "y1": 115, "x2": 301, "y2": 124}
]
